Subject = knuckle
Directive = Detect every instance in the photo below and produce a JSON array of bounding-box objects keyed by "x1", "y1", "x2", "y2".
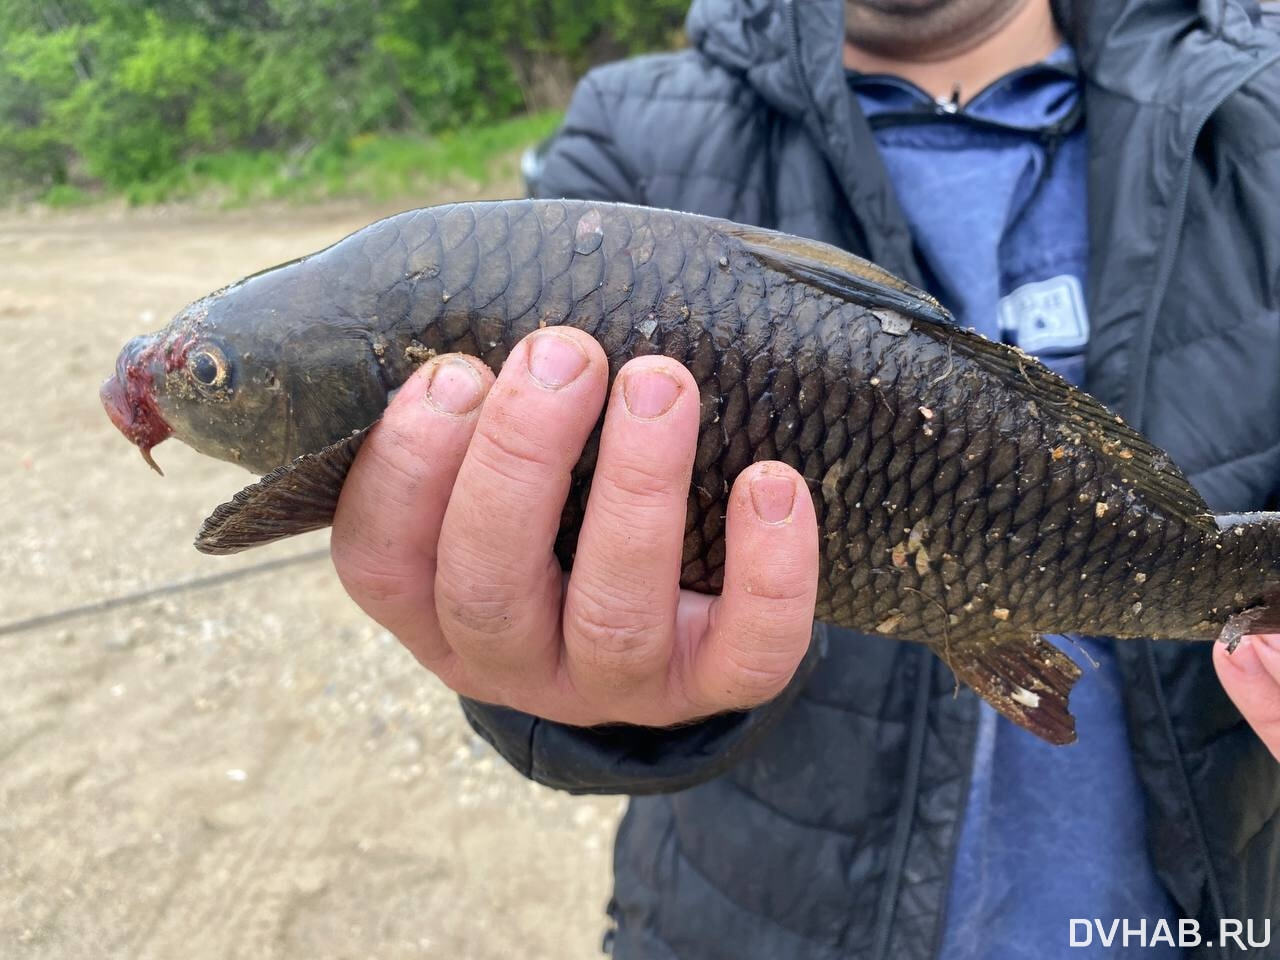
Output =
[
  {"x1": 598, "y1": 457, "x2": 683, "y2": 506},
  {"x1": 331, "y1": 541, "x2": 421, "y2": 607},
  {"x1": 566, "y1": 584, "x2": 668, "y2": 679},
  {"x1": 720, "y1": 656, "x2": 795, "y2": 706},
  {"x1": 440, "y1": 591, "x2": 517, "y2": 641},
  {"x1": 740, "y1": 568, "x2": 814, "y2": 605},
  {"x1": 361, "y1": 435, "x2": 420, "y2": 490},
  {"x1": 586, "y1": 486, "x2": 680, "y2": 547},
  {"x1": 343, "y1": 430, "x2": 430, "y2": 512},
  {"x1": 434, "y1": 562, "x2": 522, "y2": 640},
  {"x1": 696, "y1": 605, "x2": 808, "y2": 709},
  {"x1": 434, "y1": 548, "x2": 557, "y2": 649},
  {"x1": 469, "y1": 414, "x2": 560, "y2": 487}
]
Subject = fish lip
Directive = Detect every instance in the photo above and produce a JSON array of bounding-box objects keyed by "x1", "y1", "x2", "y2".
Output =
[
  {"x1": 99, "y1": 375, "x2": 135, "y2": 436},
  {"x1": 100, "y1": 336, "x2": 173, "y2": 471}
]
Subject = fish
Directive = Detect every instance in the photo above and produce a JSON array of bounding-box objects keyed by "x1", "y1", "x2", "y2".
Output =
[{"x1": 101, "y1": 199, "x2": 1280, "y2": 745}]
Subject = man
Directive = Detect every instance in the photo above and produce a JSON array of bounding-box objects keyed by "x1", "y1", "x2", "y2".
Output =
[{"x1": 329, "y1": 0, "x2": 1280, "y2": 955}]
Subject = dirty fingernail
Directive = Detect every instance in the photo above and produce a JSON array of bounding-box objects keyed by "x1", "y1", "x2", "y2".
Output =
[
  {"x1": 623, "y1": 368, "x2": 681, "y2": 419},
  {"x1": 528, "y1": 332, "x2": 588, "y2": 389},
  {"x1": 751, "y1": 471, "x2": 796, "y2": 524},
  {"x1": 425, "y1": 357, "x2": 485, "y2": 415}
]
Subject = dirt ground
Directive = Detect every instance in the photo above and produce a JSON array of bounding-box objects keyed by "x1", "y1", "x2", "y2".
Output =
[{"x1": 0, "y1": 191, "x2": 625, "y2": 959}]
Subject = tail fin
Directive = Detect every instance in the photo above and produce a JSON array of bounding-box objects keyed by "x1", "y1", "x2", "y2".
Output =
[{"x1": 1214, "y1": 512, "x2": 1280, "y2": 649}]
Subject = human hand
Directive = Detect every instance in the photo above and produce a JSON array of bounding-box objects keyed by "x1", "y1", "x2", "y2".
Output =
[
  {"x1": 330, "y1": 327, "x2": 819, "y2": 728},
  {"x1": 1214, "y1": 634, "x2": 1280, "y2": 761}
]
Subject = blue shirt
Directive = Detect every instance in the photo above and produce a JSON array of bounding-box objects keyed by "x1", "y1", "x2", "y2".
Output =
[{"x1": 851, "y1": 49, "x2": 1184, "y2": 959}]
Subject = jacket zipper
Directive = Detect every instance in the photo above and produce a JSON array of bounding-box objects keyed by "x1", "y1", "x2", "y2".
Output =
[
  {"x1": 854, "y1": 60, "x2": 1077, "y2": 116},
  {"x1": 870, "y1": 646, "x2": 936, "y2": 960},
  {"x1": 783, "y1": 0, "x2": 823, "y2": 124},
  {"x1": 865, "y1": 103, "x2": 1079, "y2": 136}
]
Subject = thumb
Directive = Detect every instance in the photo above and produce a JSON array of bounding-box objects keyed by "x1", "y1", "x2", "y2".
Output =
[{"x1": 1214, "y1": 635, "x2": 1280, "y2": 762}]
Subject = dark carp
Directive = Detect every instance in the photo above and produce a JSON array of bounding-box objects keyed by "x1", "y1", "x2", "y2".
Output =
[{"x1": 101, "y1": 200, "x2": 1280, "y2": 744}]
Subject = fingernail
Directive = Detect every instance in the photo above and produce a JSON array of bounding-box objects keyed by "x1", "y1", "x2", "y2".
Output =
[
  {"x1": 751, "y1": 471, "x2": 796, "y2": 524},
  {"x1": 425, "y1": 357, "x2": 485, "y2": 415},
  {"x1": 622, "y1": 368, "x2": 681, "y2": 419},
  {"x1": 528, "y1": 332, "x2": 588, "y2": 389}
]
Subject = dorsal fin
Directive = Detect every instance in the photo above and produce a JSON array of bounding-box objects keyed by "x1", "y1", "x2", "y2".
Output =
[
  {"x1": 912, "y1": 324, "x2": 1212, "y2": 525},
  {"x1": 725, "y1": 224, "x2": 951, "y2": 325},
  {"x1": 728, "y1": 224, "x2": 1213, "y2": 526}
]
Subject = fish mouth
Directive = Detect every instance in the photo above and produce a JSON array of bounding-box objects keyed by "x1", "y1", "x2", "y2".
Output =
[{"x1": 100, "y1": 335, "x2": 173, "y2": 474}]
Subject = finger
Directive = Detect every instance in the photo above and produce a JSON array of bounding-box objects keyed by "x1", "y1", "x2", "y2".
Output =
[
  {"x1": 435, "y1": 327, "x2": 608, "y2": 681},
  {"x1": 680, "y1": 462, "x2": 819, "y2": 714},
  {"x1": 1215, "y1": 634, "x2": 1280, "y2": 762},
  {"x1": 562, "y1": 356, "x2": 699, "y2": 706},
  {"x1": 331, "y1": 354, "x2": 493, "y2": 673}
]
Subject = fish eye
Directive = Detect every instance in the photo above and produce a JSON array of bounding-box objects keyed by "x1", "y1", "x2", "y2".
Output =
[{"x1": 189, "y1": 347, "x2": 229, "y2": 389}]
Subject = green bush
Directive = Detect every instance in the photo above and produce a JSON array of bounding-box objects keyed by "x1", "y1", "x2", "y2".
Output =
[
  {"x1": 41, "y1": 183, "x2": 91, "y2": 207},
  {"x1": 0, "y1": 0, "x2": 687, "y2": 202}
]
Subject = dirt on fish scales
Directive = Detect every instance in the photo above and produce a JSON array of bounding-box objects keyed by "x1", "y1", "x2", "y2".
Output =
[{"x1": 100, "y1": 198, "x2": 1280, "y2": 746}]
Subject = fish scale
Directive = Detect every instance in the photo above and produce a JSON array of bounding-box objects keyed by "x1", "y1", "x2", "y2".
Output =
[{"x1": 100, "y1": 199, "x2": 1280, "y2": 745}]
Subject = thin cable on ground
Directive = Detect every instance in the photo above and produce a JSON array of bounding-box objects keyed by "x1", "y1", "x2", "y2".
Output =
[{"x1": 0, "y1": 547, "x2": 331, "y2": 637}]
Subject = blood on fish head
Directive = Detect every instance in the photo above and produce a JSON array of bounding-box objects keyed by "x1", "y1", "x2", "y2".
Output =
[
  {"x1": 102, "y1": 268, "x2": 391, "y2": 476},
  {"x1": 100, "y1": 334, "x2": 173, "y2": 474},
  {"x1": 100, "y1": 301, "x2": 275, "y2": 474}
]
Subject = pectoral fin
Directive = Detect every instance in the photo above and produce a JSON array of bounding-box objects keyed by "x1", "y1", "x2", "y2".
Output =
[{"x1": 194, "y1": 425, "x2": 372, "y2": 554}]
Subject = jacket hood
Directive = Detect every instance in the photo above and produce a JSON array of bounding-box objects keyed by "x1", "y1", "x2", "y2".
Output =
[
  {"x1": 685, "y1": 0, "x2": 820, "y2": 119},
  {"x1": 685, "y1": 0, "x2": 788, "y2": 76}
]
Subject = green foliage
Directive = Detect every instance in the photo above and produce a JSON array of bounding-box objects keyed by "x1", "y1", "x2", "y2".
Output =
[
  {"x1": 116, "y1": 110, "x2": 562, "y2": 207},
  {"x1": 41, "y1": 182, "x2": 91, "y2": 207},
  {"x1": 0, "y1": 0, "x2": 686, "y2": 202}
]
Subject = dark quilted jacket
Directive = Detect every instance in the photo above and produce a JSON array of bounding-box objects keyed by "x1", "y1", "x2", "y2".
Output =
[{"x1": 462, "y1": 0, "x2": 1280, "y2": 957}]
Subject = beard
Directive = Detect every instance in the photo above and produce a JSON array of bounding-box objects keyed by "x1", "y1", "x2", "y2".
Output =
[{"x1": 845, "y1": 0, "x2": 1030, "y2": 59}]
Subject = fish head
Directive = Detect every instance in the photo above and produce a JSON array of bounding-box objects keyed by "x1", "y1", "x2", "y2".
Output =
[
  {"x1": 102, "y1": 266, "x2": 392, "y2": 476},
  {"x1": 101, "y1": 296, "x2": 289, "y2": 474}
]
